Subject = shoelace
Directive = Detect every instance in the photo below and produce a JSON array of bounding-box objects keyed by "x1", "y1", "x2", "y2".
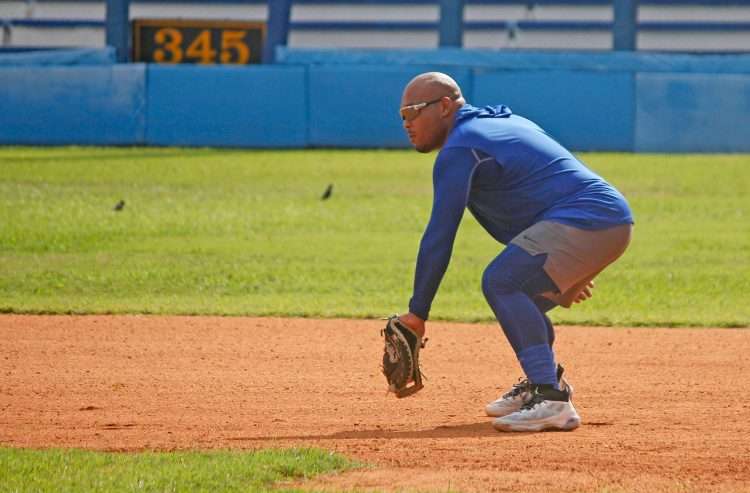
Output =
[
  {"x1": 520, "y1": 388, "x2": 545, "y2": 412},
  {"x1": 502, "y1": 378, "x2": 530, "y2": 399}
]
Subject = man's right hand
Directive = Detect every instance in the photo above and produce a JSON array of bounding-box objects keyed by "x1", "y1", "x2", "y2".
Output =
[{"x1": 573, "y1": 281, "x2": 595, "y2": 304}]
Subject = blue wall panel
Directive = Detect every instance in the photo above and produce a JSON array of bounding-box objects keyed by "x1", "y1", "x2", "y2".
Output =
[
  {"x1": 635, "y1": 73, "x2": 750, "y2": 152},
  {"x1": 2, "y1": 53, "x2": 749, "y2": 152},
  {"x1": 472, "y1": 70, "x2": 634, "y2": 151},
  {"x1": 0, "y1": 65, "x2": 145, "y2": 145},
  {"x1": 146, "y1": 65, "x2": 307, "y2": 147},
  {"x1": 308, "y1": 65, "x2": 472, "y2": 147}
]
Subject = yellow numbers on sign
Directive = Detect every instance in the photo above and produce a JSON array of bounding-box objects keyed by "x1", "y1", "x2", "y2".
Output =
[
  {"x1": 220, "y1": 30, "x2": 250, "y2": 64},
  {"x1": 153, "y1": 28, "x2": 183, "y2": 63},
  {"x1": 186, "y1": 30, "x2": 217, "y2": 63},
  {"x1": 152, "y1": 28, "x2": 251, "y2": 65}
]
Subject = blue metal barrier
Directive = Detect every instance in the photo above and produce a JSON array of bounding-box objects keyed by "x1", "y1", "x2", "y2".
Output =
[
  {"x1": 439, "y1": 0, "x2": 464, "y2": 48},
  {"x1": 105, "y1": 0, "x2": 129, "y2": 62},
  {"x1": 10, "y1": 18, "x2": 750, "y2": 32},
  {"x1": 4, "y1": 19, "x2": 104, "y2": 28},
  {"x1": 263, "y1": 0, "x2": 292, "y2": 63},
  {"x1": 613, "y1": 0, "x2": 637, "y2": 51},
  {"x1": 25, "y1": 0, "x2": 750, "y2": 4}
]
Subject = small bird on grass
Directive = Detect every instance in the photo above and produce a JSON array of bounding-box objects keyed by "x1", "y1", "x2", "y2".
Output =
[
  {"x1": 321, "y1": 184, "x2": 333, "y2": 200},
  {"x1": 113, "y1": 200, "x2": 125, "y2": 211}
]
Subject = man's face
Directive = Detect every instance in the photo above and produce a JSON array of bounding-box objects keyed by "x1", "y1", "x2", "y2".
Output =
[{"x1": 400, "y1": 87, "x2": 449, "y2": 153}]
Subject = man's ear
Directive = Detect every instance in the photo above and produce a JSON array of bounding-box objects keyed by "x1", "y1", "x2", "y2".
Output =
[{"x1": 441, "y1": 97, "x2": 453, "y2": 117}]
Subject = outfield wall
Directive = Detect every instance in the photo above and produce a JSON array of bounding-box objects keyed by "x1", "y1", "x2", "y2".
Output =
[{"x1": 1, "y1": 49, "x2": 749, "y2": 152}]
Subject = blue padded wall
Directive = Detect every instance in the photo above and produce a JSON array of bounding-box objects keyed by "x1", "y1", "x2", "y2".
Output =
[
  {"x1": 635, "y1": 73, "x2": 750, "y2": 153},
  {"x1": 307, "y1": 65, "x2": 472, "y2": 147},
  {"x1": 2, "y1": 50, "x2": 750, "y2": 152},
  {"x1": 146, "y1": 65, "x2": 307, "y2": 147},
  {"x1": 473, "y1": 70, "x2": 635, "y2": 151},
  {"x1": 0, "y1": 65, "x2": 146, "y2": 145}
]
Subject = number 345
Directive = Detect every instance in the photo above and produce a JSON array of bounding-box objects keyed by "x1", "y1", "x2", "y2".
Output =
[{"x1": 153, "y1": 28, "x2": 250, "y2": 64}]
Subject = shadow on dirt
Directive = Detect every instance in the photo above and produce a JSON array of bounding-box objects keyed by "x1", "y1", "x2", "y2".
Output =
[{"x1": 227, "y1": 421, "x2": 524, "y2": 441}]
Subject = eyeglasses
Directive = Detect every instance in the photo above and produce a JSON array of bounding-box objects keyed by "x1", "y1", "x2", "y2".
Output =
[{"x1": 400, "y1": 96, "x2": 451, "y2": 122}]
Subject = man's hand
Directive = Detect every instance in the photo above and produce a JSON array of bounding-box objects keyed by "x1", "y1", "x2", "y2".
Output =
[
  {"x1": 573, "y1": 281, "x2": 595, "y2": 304},
  {"x1": 398, "y1": 312, "x2": 426, "y2": 338}
]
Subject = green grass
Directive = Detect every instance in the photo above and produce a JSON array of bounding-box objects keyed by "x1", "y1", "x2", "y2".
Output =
[
  {"x1": 0, "y1": 147, "x2": 748, "y2": 327},
  {"x1": 0, "y1": 447, "x2": 360, "y2": 492}
]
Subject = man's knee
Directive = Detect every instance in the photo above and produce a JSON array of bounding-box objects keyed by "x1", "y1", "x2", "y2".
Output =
[
  {"x1": 481, "y1": 259, "x2": 520, "y2": 299},
  {"x1": 481, "y1": 263, "x2": 503, "y2": 299}
]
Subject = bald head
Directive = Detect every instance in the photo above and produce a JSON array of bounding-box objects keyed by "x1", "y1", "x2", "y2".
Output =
[
  {"x1": 401, "y1": 72, "x2": 465, "y2": 153},
  {"x1": 403, "y1": 72, "x2": 463, "y2": 104}
]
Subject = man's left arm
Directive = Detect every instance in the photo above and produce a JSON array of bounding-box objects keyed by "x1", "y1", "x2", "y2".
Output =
[
  {"x1": 405, "y1": 147, "x2": 481, "y2": 329},
  {"x1": 382, "y1": 147, "x2": 479, "y2": 398}
]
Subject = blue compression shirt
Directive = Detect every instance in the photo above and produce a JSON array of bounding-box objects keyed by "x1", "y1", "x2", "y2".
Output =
[{"x1": 408, "y1": 104, "x2": 633, "y2": 320}]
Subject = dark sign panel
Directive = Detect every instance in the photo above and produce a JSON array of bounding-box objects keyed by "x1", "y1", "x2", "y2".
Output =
[{"x1": 133, "y1": 19, "x2": 265, "y2": 65}]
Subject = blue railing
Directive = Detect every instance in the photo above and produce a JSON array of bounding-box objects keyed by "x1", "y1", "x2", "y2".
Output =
[
  {"x1": 8, "y1": 18, "x2": 750, "y2": 32},
  {"x1": 17, "y1": 0, "x2": 750, "y2": 4}
]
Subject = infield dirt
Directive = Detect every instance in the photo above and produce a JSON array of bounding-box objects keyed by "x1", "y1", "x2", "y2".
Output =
[{"x1": 1, "y1": 315, "x2": 749, "y2": 492}]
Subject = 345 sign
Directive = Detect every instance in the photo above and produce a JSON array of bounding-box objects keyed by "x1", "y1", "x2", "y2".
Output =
[{"x1": 133, "y1": 19, "x2": 265, "y2": 65}]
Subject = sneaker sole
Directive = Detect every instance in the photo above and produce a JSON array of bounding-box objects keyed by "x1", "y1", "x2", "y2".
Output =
[{"x1": 492, "y1": 414, "x2": 581, "y2": 433}]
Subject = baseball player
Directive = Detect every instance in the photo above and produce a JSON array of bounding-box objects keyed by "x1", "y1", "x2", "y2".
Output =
[{"x1": 381, "y1": 72, "x2": 633, "y2": 432}]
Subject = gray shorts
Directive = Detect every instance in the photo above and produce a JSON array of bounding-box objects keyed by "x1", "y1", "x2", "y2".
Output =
[{"x1": 510, "y1": 221, "x2": 632, "y2": 308}]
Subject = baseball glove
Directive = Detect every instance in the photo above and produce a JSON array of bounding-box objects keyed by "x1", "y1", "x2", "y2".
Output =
[{"x1": 381, "y1": 315, "x2": 426, "y2": 398}]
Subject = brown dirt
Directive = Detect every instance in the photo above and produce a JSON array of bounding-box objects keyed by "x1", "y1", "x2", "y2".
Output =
[{"x1": 1, "y1": 315, "x2": 749, "y2": 492}]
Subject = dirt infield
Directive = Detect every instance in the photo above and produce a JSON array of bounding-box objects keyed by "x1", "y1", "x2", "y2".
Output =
[{"x1": 1, "y1": 315, "x2": 749, "y2": 492}]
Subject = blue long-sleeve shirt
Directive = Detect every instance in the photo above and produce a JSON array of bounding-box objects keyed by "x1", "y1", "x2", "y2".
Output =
[{"x1": 408, "y1": 104, "x2": 633, "y2": 320}]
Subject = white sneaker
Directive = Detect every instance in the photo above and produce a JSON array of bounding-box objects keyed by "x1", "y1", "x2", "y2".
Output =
[
  {"x1": 485, "y1": 378, "x2": 531, "y2": 417},
  {"x1": 492, "y1": 386, "x2": 581, "y2": 432},
  {"x1": 485, "y1": 364, "x2": 572, "y2": 418}
]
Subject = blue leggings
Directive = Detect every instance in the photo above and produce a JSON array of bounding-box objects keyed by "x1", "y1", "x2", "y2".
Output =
[{"x1": 481, "y1": 244, "x2": 561, "y2": 386}]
